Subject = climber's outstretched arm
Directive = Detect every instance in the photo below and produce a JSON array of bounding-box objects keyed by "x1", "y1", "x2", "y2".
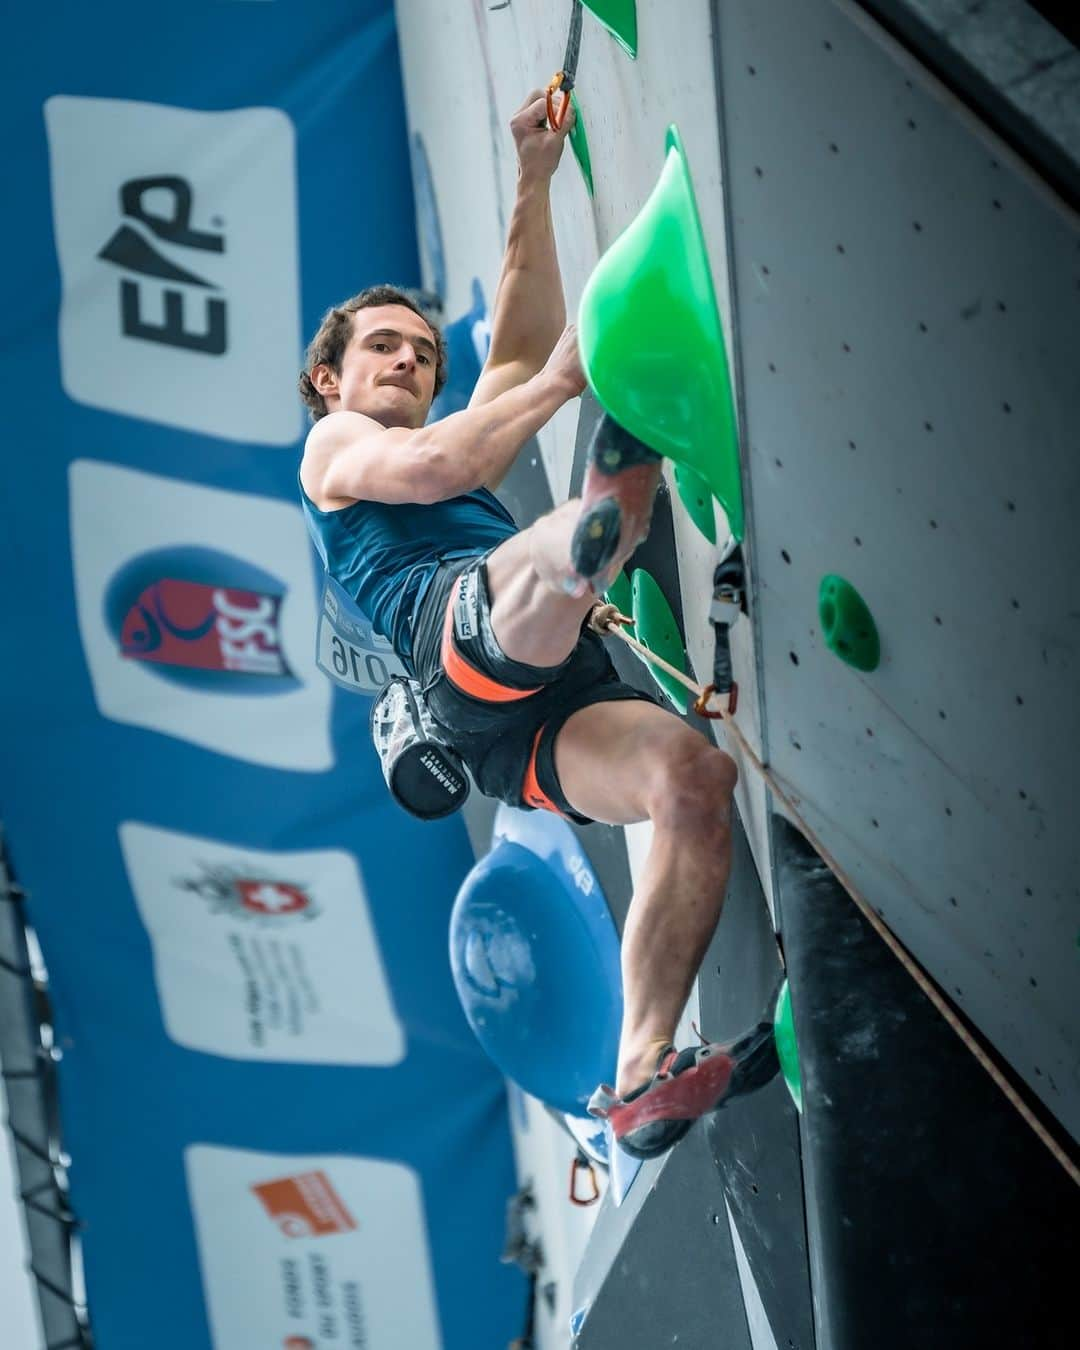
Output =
[{"x1": 469, "y1": 89, "x2": 575, "y2": 411}]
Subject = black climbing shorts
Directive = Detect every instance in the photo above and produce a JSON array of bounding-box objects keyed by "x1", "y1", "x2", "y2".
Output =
[{"x1": 409, "y1": 552, "x2": 657, "y2": 825}]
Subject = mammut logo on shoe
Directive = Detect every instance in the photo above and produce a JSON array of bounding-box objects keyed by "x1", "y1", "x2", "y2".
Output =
[{"x1": 98, "y1": 176, "x2": 227, "y2": 355}]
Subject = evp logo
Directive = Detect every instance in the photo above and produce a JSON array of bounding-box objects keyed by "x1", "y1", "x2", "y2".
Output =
[
  {"x1": 98, "y1": 175, "x2": 227, "y2": 356},
  {"x1": 45, "y1": 96, "x2": 302, "y2": 444},
  {"x1": 71, "y1": 460, "x2": 331, "y2": 769}
]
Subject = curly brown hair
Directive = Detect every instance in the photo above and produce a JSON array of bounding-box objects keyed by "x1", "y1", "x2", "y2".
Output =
[{"x1": 298, "y1": 285, "x2": 448, "y2": 422}]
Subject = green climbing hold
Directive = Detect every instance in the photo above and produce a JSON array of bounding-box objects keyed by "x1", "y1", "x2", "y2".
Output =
[
  {"x1": 581, "y1": 0, "x2": 637, "y2": 58},
  {"x1": 773, "y1": 979, "x2": 802, "y2": 1114},
  {"x1": 631, "y1": 568, "x2": 690, "y2": 714},
  {"x1": 673, "y1": 462, "x2": 716, "y2": 545},
  {"x1": 603, "y1": 568, "x2": 635, "y2": 636},
  {"x1": 818, "y1": 575, "x2": 880, "y2": 672},
  {"x1": 568, "y1": 91, "x2": 594, "y2": 197},
  {"x1": 578, "y1": 125, "x2": 743, "y2": 539}
]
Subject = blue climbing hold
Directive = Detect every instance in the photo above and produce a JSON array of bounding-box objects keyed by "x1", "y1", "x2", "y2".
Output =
[{"x1": 449, "y1": 805, "x2": 623, "y2": 1117}]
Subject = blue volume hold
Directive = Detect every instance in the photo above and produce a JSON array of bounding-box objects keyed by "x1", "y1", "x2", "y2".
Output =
[{"x1": 449, "y1": 805, "x2": 623, "y2": 1117}]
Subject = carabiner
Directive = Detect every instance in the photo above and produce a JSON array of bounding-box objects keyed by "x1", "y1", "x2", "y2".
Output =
[
  {"x1": 694, "y1": 682, "x2": 739, "y2": 720},
  {"x1": 547, "y1": 72, "x2": 572, "y2": 131},
  {"x1": 569, "y1": 1151, "x2": 599, "y2": 1206}
]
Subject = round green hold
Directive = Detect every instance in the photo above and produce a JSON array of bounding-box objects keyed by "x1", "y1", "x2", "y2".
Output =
[
  {"x1": 773, "y1": 979, "x2": 802, "y2": 1114},
  {"x1": 818, "y1": 575, "x2": 880, "y2": 672}
]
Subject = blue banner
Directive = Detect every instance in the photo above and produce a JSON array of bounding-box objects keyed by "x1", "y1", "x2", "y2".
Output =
[{"x1": 2, "y1": 5, "x2": 522, "y2": 1347}]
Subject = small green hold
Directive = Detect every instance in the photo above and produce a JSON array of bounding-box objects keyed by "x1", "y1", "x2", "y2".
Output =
[
  {"x1": 773, "y1": 979, "x2": 803, "y2": 1114},
  {"x1": 568, "y1": 92, "x2": 594, "y2": 198},
  {"x1": 673, "y1": 462, "x2": 716, "y2": 544},
  {"x1": 818, "y1": 575, "x2": 880, "y2": 672},
  {"x1": 631, "y1": 568, "x2": 690, "y2": 714}
]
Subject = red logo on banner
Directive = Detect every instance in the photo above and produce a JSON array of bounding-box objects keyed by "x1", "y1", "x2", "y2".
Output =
[
  {"x1": 177, "y1": 864, "x2": 320, "y2": 925},
  {"x1": 235, "y1": 880, "x2": 310, "y2": 915},
  {"x1": 120, "y1": 578, "x2": 290, "y2": 676},
  {"x1": 251, "y1": 1171, "x2": 358, "y2": 1238},
  {"x1": 283, "y1": 1339, "x2": 315, "y2": 1349}
]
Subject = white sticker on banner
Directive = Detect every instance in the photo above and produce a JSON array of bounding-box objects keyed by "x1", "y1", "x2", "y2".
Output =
[
  {"x1": 44, "y1": 95, "x2": 302, "y2": 445},
  {"x1": 120, "y1": 823, "x2": 404, "y2": 1065},
  {"x1": 70, "y1": 459, "x2": 332, "y2": 770},
  {"x1": 186, "y1": 1146, "x2": 442, "y2": 1349},
  {"x1": 316, "y1": 575, "x2": 407, "y2": 694}
]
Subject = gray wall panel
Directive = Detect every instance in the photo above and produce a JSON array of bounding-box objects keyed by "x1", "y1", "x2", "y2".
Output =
[{"x1": 715, "y1": 0, "x2": 1080, "y2": 1136}]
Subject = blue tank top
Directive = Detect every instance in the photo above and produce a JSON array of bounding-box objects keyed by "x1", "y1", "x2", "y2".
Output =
[{"x1": 298, "y1": 470, "x2": 518, "y2": 666}]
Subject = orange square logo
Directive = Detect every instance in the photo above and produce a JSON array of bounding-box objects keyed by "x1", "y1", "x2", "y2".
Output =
[{"x1": 251, "y1": 1171, "x2": 358, "y2": 1238}]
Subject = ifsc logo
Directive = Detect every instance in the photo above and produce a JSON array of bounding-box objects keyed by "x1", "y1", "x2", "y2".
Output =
[
  {"x1": 104, "y1": 546, "x2": 297, "y2": 694},
  {"x1": 45, "y1": 96, "x2": 302, "y2": 444},
  {"x1": 70, "y1": 461, "x2": 332, "y2": 770}
]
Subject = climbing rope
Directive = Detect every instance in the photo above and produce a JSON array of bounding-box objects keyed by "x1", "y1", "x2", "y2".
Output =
[
  {"x1": 588, "y1": 602, "x2": 1080, "y2": 1187},
  {"x1": 546, "y1": 0, "x2": 583, "y2": 131},
  {"x1": 588, "y1": 602, "x2": 739, "y2": 719}
]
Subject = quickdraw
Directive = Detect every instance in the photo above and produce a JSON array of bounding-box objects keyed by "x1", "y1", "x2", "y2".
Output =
[
  {"x1": 547, "y1": 0, "x2": 583, "y2": 131},
  {"x1": 702, "y1": 546, "x2": 746, "y2": 719}
]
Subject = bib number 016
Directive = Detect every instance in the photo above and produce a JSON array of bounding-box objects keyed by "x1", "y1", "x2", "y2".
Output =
[
  {"x1": 315, "y1": 574, "x2": 407, "y2": 694},
  {"x1": 330, "y1": 636, "x2": 391, "y2": 690}
]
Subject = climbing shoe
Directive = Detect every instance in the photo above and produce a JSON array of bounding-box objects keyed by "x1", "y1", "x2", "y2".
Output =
[
  {"x1": 586, "y1": 1020, "x2": 780, "y2": 1160},
  {"x1": 570, "y1": 416, "x2": 663, "y2": 591}
]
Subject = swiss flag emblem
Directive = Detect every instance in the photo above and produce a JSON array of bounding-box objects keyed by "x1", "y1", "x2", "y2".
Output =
[{"x1": 235, "y1": 880, "x2": 309, "y2": 915}]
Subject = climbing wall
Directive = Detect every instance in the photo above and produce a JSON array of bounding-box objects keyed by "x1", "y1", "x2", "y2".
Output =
[
  {"x1": 396, "y1": 0, "x2": 1078, "y2": 1346},
  {"x1": 714, "y1": 0, "x2": 1080, "y2": 1140}
]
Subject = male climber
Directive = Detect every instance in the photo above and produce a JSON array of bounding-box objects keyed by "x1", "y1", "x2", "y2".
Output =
[{"x1": 298, "y1": 91, "x2": 777, "y2": 1158}]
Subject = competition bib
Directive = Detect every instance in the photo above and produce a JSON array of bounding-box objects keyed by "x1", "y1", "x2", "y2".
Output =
[{"x1": 316, "y1": 574, "x2": 407, "y2": 695}]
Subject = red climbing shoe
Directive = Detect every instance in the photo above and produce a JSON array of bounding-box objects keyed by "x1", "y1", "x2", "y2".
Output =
[
  {"x1": 570, "y1": 416, "x2": 663, "y2": 593},
  {"x1": 587, "y1": 1020, "x2": 780, "y2": 1160}
]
